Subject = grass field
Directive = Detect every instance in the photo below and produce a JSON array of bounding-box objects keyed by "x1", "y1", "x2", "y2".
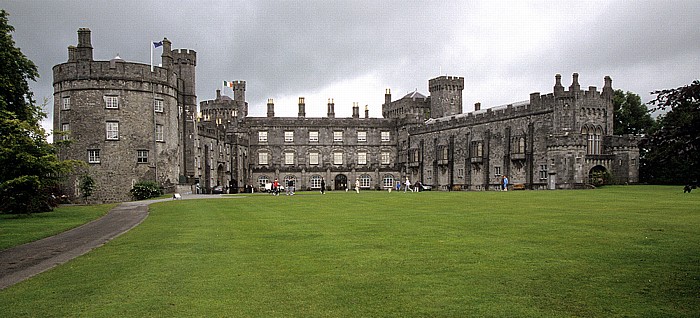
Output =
[
  {"x1": 0, "y1": 204, "x2": 116, "y2": 250},
  {"x1": 1, "y1": 186, "x2": 698, "y2": 317}
]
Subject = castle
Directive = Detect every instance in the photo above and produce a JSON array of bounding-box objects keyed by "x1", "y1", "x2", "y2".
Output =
[{"x1": 53, "y1": 29, "x2": 640, "y2": 202}]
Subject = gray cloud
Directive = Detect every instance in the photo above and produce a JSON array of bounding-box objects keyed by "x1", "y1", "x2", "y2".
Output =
[{"x1": 3, "y1": 0, "x2": 699, "y2": 137}]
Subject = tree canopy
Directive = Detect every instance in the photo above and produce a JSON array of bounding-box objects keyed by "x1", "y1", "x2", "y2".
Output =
[
  {"x1": 612, "y1": 89, "x2": 655, "y2": 136},
  {"x1": 640, "y1": 80, "x2": 700, "y2": 184},
  {"x1": 0, "y1": 10, "x2": 74, "y2": 213}
]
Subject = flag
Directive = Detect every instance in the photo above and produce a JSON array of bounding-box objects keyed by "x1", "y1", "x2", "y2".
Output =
[
  {"x1": 223, "y1": 81, "x2": 234, "y2": 88},
  {"x1": 153, "y1": 41, "x2": 163, "y2": 48}
]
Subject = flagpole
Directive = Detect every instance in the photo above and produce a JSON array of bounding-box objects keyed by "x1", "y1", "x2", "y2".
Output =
[{"x1": 150, "y1": 41, "x2": 153, "y2": 72}]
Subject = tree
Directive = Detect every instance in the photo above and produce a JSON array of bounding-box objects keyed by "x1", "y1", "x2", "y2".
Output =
[
  {"x1": 612, "y1": 89, "x2": 655, "y2": 135},
  {"x1": 0, "y1": 10, "x2": 74, "y2": 213},
  {"x1": 79, "y1": 174, "x2": 95, "y2": 204},
  {"x1": 640, "y1": 80, "x2": 700, "y2": 184}
]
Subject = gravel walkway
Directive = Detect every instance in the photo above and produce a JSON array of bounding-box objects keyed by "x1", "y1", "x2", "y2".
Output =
[{"x1": 0, "y1": 194, "x2": 230, "y2": 290}]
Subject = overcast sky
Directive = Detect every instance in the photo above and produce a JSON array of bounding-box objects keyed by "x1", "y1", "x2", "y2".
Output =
[{"x1": 3, "y1": 0, "x2": 699, "y2": 140}]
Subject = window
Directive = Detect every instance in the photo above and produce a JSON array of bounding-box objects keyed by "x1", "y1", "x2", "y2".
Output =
[
  {"x1": 333, "y1": 152, "x2": 343, "y2": 165},
  {"x1": 631, "y1": 158, "x2": 636, "y2": 166},
  {"x1": 88, "y1": 149, "x2": 100, "y2": 163},
  {"x1": 495, "y1": 166, "x2": 501, "y2": 176},
  {"x1": 539, "y1": 164, "x2": 548, "y2": 180},
  {"x1": 309, "y1": 152, "x2": 319, "y2": 165},
  {"x1": 472, "y1": 141, "x2": 483, "y2": 157},
  {"x1": 381, "y1": 131, "x2": 390, "y2": 142},
  {"x1": 154, "y1": 99, "x2": 164, "y2": 112},
  {"x1": 381, "y1": 151, "x2": 390, "y2": 165},
  {"x1": 357, "y1": 131, "x2": 367, "y2": 142},
  {"x1": 258, "y1": 131, "x2": 268, "y2": 142},
  {"x1": 155, "y1": 124, "x2": 164, "y2": 142},
  {"x1": 458, "y1": 168, "x2": 464, "y2": 178},
  {"x1": 441, "y1": 146, "x2": 449, "y2": 160},
  {"x1": 258, "y1": 175, "x2": 270, "y2": 187},
  {"x1": 583, "y1": 126, "x2": 602, "y2": 155},
  {"x1": 106, "y1": 122, "x2": 119, "y2": 140},
  {"x1": 358, "y1": 152, "x2": 367, "y2": 165},
  {"x1": 285, "y1": 152, "x2": 295, "y2": 165},
  {"x1": 309, "y1": 131, "x2": 319, "y2": 142},
  {"x1": 61, "y1": 96, "x2": 71, "y2": 110},
  {"x1": 285, "y1": 131, "x2": 294, "y2": 142},
  {"x1": 105, "y1": 95, "x2": 118, "y2": 109},
  {"x1": 333, "y1": 131, "x2": 343, "y2": 142},
  {"x1": 359, "y1": 174, "x2": 371, "y2": 188},
  {"x1": 382, "y1": 174, "x2": 395, "y2": 188},
  {"x1": 517, "y1": 137, "x2": 526, "y2": 153},
  {"x1": 258, "y1": 152, "x2": 269, "y2": 165},
  {"x1": 137, "y1": 150, "x2": 149, "y2": 163},
  {"x1": 61, "y1": 123, "x2": 70, "y2": 140},
  {"x1": 310, "y1": 175, "x2": 322, "y2": 189}
]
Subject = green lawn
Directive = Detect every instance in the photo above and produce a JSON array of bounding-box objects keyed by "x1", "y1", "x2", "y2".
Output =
[
  {"x1": 0, "y1": 204, "x2": 116, "y2": 250},
  {"x1": 1, "y1": 186, "x2": 698, "y2": 317}
]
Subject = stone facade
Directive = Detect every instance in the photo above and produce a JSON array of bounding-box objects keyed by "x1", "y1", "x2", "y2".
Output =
[{"x1": 54, "y1": 29, "x2": 640, "y2": 202}]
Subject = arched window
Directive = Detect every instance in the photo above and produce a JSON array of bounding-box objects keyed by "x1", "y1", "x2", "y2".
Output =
[
  {"x1": 518, "y1": 137, "x2": 526, "y2": 154},
  {"x1": 359, "y1": 174, "x2": 371, "y2": 188},
  {"x1": 594, "y1": 126, "x2": 603, "y2": 155},
  {"x1": 310, "y1": 175, "x2": 322, "y2": 189},
  {"x1": 382, "y1": 174, "x2": 395, "y2": 188},
  {"x1": 257, "y1": 175, "x2": 270, "y2": 187}
]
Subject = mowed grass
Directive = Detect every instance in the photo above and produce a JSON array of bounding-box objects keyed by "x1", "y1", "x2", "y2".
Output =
[
  {"x1": 0, "y1": 204, "x2": 116, "y2": 250},
  {"x1": 1, "y1": 186, "x2": 699, "y2": 317}
]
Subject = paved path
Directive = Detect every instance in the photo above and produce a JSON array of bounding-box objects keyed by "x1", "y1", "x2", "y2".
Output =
[{"x1": 0, "y1": 194, "x2": 229, "y2": 290}]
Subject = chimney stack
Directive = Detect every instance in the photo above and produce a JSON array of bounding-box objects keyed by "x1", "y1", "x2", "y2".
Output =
[
  {"x1": 267, "y1": 98, "x2": 274, "y2": 117},
  {"x1": 475, "y1": 102, "x2": 481, "y2": 111},
  {"x1": 298, "y1": 97, "x2": 306, "y2": 117}
]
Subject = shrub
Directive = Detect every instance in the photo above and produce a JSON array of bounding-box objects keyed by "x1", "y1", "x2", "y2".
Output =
[{"x1": 130, "y1": 181, "x2": 163, "y2": 200}]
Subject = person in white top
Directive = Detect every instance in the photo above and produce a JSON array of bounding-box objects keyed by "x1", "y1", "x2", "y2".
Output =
[
  {"x1": 355, "y1": 178, "x2": 360, "y2": 193},
  {"x1": 404, "y1": 177, "x2": 412, "y2": 193}
]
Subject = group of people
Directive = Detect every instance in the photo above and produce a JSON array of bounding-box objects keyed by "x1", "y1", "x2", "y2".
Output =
[{"x1": 270, "y1": 178, "x2": 296, "y2": 196}]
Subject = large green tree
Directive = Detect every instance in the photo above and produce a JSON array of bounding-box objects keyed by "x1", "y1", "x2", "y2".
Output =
[
  {"x1": 0, "y1": 10, "x2": 74, "y2": 213},
  {"x1": 612, "y1": 89, "x2": 655, "y2": 135},
  {"x1": 640, "y1": 80, "x2": 700, "y2": 184}
]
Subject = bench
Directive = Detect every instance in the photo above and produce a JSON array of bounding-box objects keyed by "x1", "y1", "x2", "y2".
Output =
[
  {"x1": 173, "y1": 193, "x2": 182, "y2": 200},
  {"x1": 513, "y1": 184, "x2": 525, "y2": 190}
]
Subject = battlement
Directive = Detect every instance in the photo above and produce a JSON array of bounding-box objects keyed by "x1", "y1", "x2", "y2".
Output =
[
  {"x1": 171, "y1": 49, "x2": 197, "y2": 66},
  {"x1": 53, "y1": 60, "x2": 176, "y2": 86},
  {"x1": 429, "y1": 76, "x2": 465, "y2": 92}
]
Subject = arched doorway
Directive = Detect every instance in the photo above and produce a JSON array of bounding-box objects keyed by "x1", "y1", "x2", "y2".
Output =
[
  {"x1": 217, "y1": 164, "x2": 225, "y2": 186},
  {"x1": 588, "y1": 165, "x2": 608, "y2": 186},
  {"x1": 335, "y1": 174, "x2": 347, "y2": 191}
]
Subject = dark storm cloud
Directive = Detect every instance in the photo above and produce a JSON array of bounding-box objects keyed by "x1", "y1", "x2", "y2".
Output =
[{"x1": 2, "y1": 0, "x2": 699, "y2": 136}]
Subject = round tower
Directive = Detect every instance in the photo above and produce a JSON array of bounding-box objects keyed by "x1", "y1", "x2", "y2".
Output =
[{"x1": 53, "y1": 29, "x2": 181, "y2": 202}]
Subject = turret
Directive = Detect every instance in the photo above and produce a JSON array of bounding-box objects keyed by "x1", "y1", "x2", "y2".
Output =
[
  {"x1": 569, "y1": 73, "x2": 580, "y2": 93},
  {"x1": 232, "y1": 81, "x2": 246, "y2": 102},
  {"x1": 554, "y1": 73, "x2": 564, "y2": 96},
  {"x1": 161, "y1": 38, "x2": 173, "y2": 69},
  {"x1": 429, "y1": 76, "x2": 464, "y2": 118},
  {"x1": 267, "y1": 98, "x2": 275, "y2": 117},
  {"x1": 385, "y1": 89, "x2": 391, "y2": 106},
  {"x1": 602, "y1": 76, "x2": 613, "y2": 99},
  {"x1": 76, "y1": 28, "x2": 93, "y2": 62}
]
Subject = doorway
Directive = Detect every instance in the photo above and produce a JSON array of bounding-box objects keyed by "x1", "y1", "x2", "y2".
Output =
[{"x1": 335, "y1": 174, "x2": 347, "y2": 191}]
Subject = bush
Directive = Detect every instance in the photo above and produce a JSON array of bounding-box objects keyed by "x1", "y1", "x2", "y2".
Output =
[{"x1": 130, "y1": 181, "x2": 163, "y2": 200}]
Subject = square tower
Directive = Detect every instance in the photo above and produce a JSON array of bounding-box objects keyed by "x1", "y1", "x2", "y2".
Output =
[{"x1": 428, "y1": 76, "x2": 464, "y2": 118}]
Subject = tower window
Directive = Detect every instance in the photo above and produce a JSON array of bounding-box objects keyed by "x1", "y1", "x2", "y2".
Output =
[
  {"x1": 88, "y1": 149, "x2": 101, "y2": 163},
  {"x1": 105, "y1": 95, "x2": 119, "y2": 109},
  {"x1": 106, "y1": 122, "x2": 119, "y2": 140}
]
